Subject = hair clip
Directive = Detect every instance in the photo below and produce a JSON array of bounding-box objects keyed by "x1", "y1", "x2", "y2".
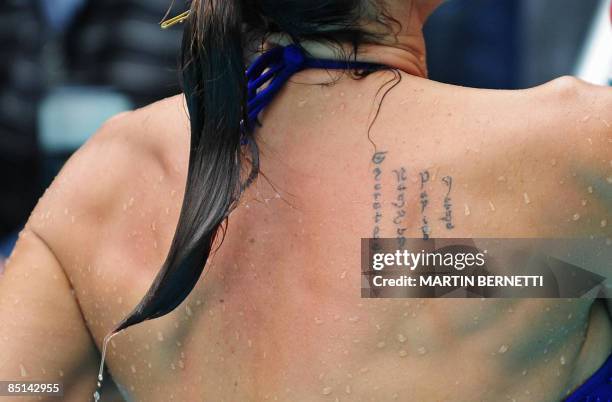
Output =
[{"x1": 160, "y1": 10, "x2": 191, "y2": 29}]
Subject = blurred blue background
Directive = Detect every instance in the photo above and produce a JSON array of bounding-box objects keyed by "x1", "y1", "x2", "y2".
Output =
[{"x1": 0, "y1": 0, "x2": 608, "y2": 258}]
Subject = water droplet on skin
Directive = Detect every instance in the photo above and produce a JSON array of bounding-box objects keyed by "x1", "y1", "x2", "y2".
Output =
[
  {"x1": 572, "y1": 213, "x2": 581, "y2": 221},
  {"x1": 581, "y1": 199, "x2": 588, "y2": 207},
  {"x1": 98, "y1": 374, "x2": 103, "y2": 381},
  {"x1": 397, "y1": 334, "x2": 407, "y2": 343},
  {"x1": 560, "y1": 355, "x2": 566, "y2": 365},
  {"x1": 19, "y1": 363, "x2": 27, "y2": 377},
  {"x1": 376, "y1": 341, "x2": 386, "y2": 349},
  {"x1": 498, "y1": 344, "x2": 509, "y2": 354},
  {"x1": 522, "y1": 369, "x2": 527, "y2": 376},
  {"x1": 130, "y1": 364, "x2": 136, "y2": 373},
  {"x1": 157, "y1": 331, "x2": 164, "y2": 342},
  {"x1": 464, "y1": 204, "x2": 471, "y2": 216},
  {"x1": 601, "y1": 219, "x2": 607, "y2": 228},
  {"x1": 398, "y1": 350, "x2": 408, "y2": 357},
  {"x1": 348, "y1": 316, "x2": 360, "y2": 323},
  {"x1": 339, "y1": 270, "x2": 347, "y2": 279},
  {"x1": 93, "y1": 390, "x2": 100, "y2": 401},
  {"x1": 417, "y1": 346, "x2": 427, "y2": 355},
  {"x1": 186, "y1": 306, "x2": 193, "y2": 316},
  {"x1": 488, "y1": 201, "x2": 496, "y2": 212},
  {"x1": 523, "y1": 193, "x2": 531, "y2": 204},
  {"x1": 297, "y1": 99, "x2": 307, "y2": 107},
  {"x1": 314, "y1": 317, "x2": 324, "y2": 325},
  {"x1": 322, "y1": 386, "x2": 333, "y2": 395}
]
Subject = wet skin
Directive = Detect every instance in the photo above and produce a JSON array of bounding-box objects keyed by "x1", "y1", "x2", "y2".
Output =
[{"x1": 0, "y1": 72, "x2": 611, "y2": 402}]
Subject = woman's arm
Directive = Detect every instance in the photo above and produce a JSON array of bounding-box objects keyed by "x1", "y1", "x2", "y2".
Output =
[
  {"x1": 0, "y1": 228, "x2": 99, "y2": 402},
  {"x1": 0, "y1": 101, "x2": 180, "y2": 401},
  {"x1": 0, "y1": 106, "x2": 165, "y2": 401}
]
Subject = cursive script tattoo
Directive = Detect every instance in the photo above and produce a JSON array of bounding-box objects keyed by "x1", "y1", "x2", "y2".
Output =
[
  {"x1": 392, "y1": 167, "x2": 408, "y2": 247},
  {"x1": 371, "y1": 151, "x2": 387, "y2": 239},
  {"x1": 440, "y1": 176, "x2": 455, "y2": 230},
  {"x1": 420, "y1": 170, "x2": 431, "y2": 240}
]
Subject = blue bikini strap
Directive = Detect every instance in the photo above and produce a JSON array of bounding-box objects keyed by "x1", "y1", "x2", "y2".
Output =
[{"x1": 243, "y1": 44, "x2": 383, "y2": 133}]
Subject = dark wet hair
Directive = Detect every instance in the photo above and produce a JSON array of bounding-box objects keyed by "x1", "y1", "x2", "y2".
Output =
[{"x1": 113, "y1": 0, "x2": 396, "y2": 334}]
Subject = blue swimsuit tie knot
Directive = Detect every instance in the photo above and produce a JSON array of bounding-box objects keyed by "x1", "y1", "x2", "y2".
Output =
[{"x1": 243, "y1": 44, "x2": 382, "y2": 134}]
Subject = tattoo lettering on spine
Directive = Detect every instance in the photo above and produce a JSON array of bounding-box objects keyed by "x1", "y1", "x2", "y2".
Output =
[
  {"x1": 392, "y1": 167, "x2": 408, "y2": 247},
  {"x1": 371, "y1": 152, "x2": 387, "y2": 240},
  {"x1": 419, "y1": 170, "x2": 431, "y2": 240},
  {"x1": 440, "y1": 176, "x2": 455, "y2": 230}
]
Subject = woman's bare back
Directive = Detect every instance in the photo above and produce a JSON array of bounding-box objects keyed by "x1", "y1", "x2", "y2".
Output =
[{"x1": 3, "y1": 72, "x2": 611, "y2": 401}]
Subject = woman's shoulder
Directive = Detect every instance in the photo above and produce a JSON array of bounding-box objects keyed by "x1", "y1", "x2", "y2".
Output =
[
  {"x1": 373, "y1": 74, "x2": 611, "y2": 237},
  {"x1": 388, "y1": 73, "x2": 610, "y2": 159},
  {"x1": 28, "y1": 94, "x2": 189, "y2": 269},
  {"x1": 394, "y1": 73, "x2": 611, "y2": 111}
]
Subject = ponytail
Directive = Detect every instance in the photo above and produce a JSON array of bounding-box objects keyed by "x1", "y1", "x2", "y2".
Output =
[
  {"x1": 113, "y1": 0, "x2": 250, "y2": 333},
  {"x1": 111, "y1": 0, "x2": 393, "y2": 335}
]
